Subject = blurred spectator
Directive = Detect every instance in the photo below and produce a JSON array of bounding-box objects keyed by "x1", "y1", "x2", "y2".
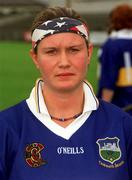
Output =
[{"x1": 97, "y1": 4, "x2": 132, "y2": 115}]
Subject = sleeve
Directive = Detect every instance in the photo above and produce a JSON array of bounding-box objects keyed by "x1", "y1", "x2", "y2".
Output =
[
  {"x1": 0, "y1": 118, "x2": 19, "y2": 180},
  {"x1": 123, "y1": 114, "x2": 132, "y2": 179},
  {"x1": 98, "y1": 39, "x2": 120, "y2": 90}
]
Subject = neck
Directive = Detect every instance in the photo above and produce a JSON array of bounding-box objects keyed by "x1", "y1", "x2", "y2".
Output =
[{"x1": 42, "y1": 85, "x2": 84, "y2": 118}]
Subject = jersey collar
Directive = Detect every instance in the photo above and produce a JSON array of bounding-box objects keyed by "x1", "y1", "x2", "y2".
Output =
[
  {"x1": 28, "y1": 78, "x2": 98, "y2": 115},
  {"x1": 110, "y1": 29, "x2": 132, "y2": 39},
  {"x1": 26, "y1": 78, "x2": 99, "y2": 140}
]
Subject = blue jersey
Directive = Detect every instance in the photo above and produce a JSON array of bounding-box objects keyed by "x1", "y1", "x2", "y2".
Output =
[
  {"x1": 97, "y1": 31, "x2": 132, "y2": 114},
  {"x1": 0, "y1": 100, "x2": 132, "y2": 180}
]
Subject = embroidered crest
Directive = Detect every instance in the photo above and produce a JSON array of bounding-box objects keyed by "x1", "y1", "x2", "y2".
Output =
[
  {"x1": 25, "y1": 143, "x2": 47, "y2": 167},
  {"x1": 96, "y1": 137, "x2": 121, "y2": 164}
]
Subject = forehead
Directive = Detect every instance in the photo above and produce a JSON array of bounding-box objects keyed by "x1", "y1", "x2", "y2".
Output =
[{"x1": 38, "y1": 32, "x2": 86, "y2": 47}]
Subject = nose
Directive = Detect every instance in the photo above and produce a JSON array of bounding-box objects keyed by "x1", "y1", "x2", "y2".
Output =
[{"x1": 58, "y1": 51, "x2": 70, "y2": 68}]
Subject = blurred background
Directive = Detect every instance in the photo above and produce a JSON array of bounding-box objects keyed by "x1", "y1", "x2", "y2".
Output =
[{"x1": 0, "y1": 0, "x2": 132, "y2": 110}]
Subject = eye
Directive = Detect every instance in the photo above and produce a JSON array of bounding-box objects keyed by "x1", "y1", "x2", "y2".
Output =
[
  {"x1": 45, "y1": 49, "x2": 57, "y2": 55},
  {"x1": 70, "y1": 48, "x2": 80, "y2": 53}
]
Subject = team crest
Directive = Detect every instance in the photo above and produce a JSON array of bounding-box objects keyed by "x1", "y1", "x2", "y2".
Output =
[
  {"x1": 96, "y1": 137, "x2": 121, "y2": 164},
  {"x1": 25, "y1": 143, "x2": 47, "y2": 167}
]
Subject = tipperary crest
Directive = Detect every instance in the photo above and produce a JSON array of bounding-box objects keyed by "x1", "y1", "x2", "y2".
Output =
[
  {"x1": 96, "y1": 137, "x2": 121, "y2": 164},
  {"x1": 25, "y1": 143, "x2": 47, "y2": 167}
]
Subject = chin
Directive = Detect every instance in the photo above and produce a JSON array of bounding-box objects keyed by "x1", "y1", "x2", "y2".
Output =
[{"x1": 55, "y1": 82, "x2": 81, "y2": 92}]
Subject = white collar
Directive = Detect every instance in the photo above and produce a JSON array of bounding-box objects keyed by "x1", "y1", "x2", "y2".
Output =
[
  {"x1": 26, "y1": 79, "x2": 99, "y2": 140},
  {"x1": 110, "y1": 29, "x2": 132, "y2": 39}
]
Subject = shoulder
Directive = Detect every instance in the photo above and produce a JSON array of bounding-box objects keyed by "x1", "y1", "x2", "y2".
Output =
[
  {"x1": 0, "y1": 100, "x2": 27, "y2": 116},
  {"x1": 97, "y1": 99, "x2": 132, "y2": 126},
  {"x1": 0, "y1": 100, "x2": 30, "y2": 128},
  {"x1": 95, "y1": 100, "x2": 132, "y2": 141},
  {"x1": 102, "y1": 38, "x2": 118, "y2": 50},
  {"x1": 98, "y1": 99, "x2": 129, "y2": 115}
]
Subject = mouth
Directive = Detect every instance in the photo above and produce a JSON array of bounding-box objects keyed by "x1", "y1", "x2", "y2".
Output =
[{"x1": 56, "y1": 72, "x2": 75, "y2": 76}]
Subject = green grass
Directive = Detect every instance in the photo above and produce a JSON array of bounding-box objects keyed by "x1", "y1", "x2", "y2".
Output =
[
  {"x1": 87, "y1": 47, "x2": 98, "y2": 91},
  {"x1": 0, "y1": 41, "x2": 98, "y2": 111}
]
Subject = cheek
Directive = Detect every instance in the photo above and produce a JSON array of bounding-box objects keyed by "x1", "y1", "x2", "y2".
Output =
[
  {"x1": 39, "y1": 63, "x2": 51, "y2": 76},
  {"x1": 75, "y1": 54, "x2": 88, "y2": 71},
  {"x1": 36, "y1": 57, "x2": 51, "y2": 76}
]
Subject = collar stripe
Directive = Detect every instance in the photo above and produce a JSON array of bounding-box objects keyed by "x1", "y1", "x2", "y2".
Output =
[{"x1": 84, "y1": 80, "x2": 99, "y2": 109}]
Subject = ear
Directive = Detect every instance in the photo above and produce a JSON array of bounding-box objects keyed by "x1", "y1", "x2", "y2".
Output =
[
  {"x1": 29, "y1": 49, "x2": 40, "y2": 69},
  {"x1": 87, "y1": 42, "x2": 93, "y2": 65}
]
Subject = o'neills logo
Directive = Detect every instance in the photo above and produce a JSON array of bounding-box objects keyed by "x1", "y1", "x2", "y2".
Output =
[
  {"x1": 57, "y1": 146, "x2": 84, "y2": 155},
  {"x1": 25, "y1": 143, "x2": 47, "y2": 167}
]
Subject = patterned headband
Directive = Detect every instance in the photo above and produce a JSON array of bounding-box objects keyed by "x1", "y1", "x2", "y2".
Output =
[{"x1": 32, "y1": 17, "x2": 89, "y2": 49}]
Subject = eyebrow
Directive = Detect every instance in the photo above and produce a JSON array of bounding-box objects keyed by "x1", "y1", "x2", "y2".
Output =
[
  {"x1": 68, "y1": 44, "x2": 84, "y2": 48},
  {"x1": 42, "y1": 43, "x2": 85, "y2": 49}
]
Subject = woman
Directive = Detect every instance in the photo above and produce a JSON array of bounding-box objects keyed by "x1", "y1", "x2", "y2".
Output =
[{"x1": 0, "y1": 6, "x2": 132, "y2": 180}]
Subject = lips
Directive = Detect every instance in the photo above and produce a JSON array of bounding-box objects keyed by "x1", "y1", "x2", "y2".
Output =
[{"x1": 56, "y1": 73, "x2": 75, "y2": 77}]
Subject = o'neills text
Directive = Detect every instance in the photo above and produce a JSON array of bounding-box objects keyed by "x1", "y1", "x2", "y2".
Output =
[{"x1": 57, "y1": 147, "x2": 84, "y2": 155}]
